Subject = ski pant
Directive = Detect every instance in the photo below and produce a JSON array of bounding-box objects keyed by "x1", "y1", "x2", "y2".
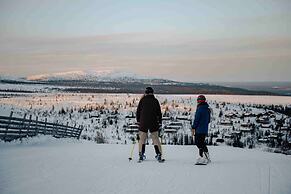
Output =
[
  {"x1": 195, "y1": 134, "x2": 208, "y2": 157},
  {"x1": 138, "y1": 131, "x2": 162, "y2": 155}
]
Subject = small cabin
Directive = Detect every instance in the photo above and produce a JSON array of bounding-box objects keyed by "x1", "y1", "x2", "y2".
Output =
[
  {"x1": 261, "y1": 124, "x2": 272, "y2": 129},
  {"x1": 125, "y1": 114, "x2": 135, "y2": 119},
  {"x1": 168, "y1": 121, "x2": 183, "y2": 126},
  {"x1": 241, "y1": 122, "x2": 252, "y2": 128},
  {"x1": 125, "y1": 124, "x2": 139, "y2": 133},
  {"x1": 164, "y1": 125, "x2": 181, "y2": 131},
  {"x1": 232, "y1": 131, "x2": 241, "y2": 136},
  {"x1": 164, "y1": 128, "x2": 178, "y2": 133},
  {"x1": 268, "y1": 134, "x2": 278, "y2": 139},
  {"x1": 162, "y1": 117, "x2": 171, "y2": 121},
  {"x1": 280, "y1": 126, "x2": 290, "y2": 131},
  {"x1": 220, "y1": 120, "x2": 233, "y2": 126},
  {"x1": 216, "y1": 138, "x2": 225, "y2": 143},
  {"x1": 256, "y1": 117, "x2": 270, "y2": 124},
  {"x1": 243, "y1": 112, "x2": 255, "y2": 117},
  {"x1": 224, "y1": 134, "x2": 233, "y2": 139},
  {"x1": 240, "y1": 127, "x2": 253, "y2": 133},
  {"x1": 176, "y1": 116, "x2": 190, "y2": 121},
  {"x1": 225, "y1": 113, "x2": 237, "y2": 119},
  {"x1": 258, "y1": 138, "x2": 269, "y2": 143},
  {"x1": 89, "y1": 114, "x2": 100, "y2": 118},
  {"x1": 107, "y1": 115, "x2": 118, "y2": 119}
]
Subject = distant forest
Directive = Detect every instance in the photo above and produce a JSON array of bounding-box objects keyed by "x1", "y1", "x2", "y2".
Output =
[{"x1": 0, "y1": 79, "x2": 282, "y2": 96}]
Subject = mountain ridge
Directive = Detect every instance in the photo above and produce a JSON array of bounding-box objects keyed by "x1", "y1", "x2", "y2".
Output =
[{"x1": 0, "y1": 71, "x2": 285, "y2": 96}]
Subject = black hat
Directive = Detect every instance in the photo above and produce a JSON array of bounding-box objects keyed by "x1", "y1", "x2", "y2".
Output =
[{"x1": 145, "y1": 87, "x2": 154, "y2": 94}]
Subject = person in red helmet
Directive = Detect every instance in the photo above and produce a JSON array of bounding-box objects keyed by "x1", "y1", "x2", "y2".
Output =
[{"x1": 192, "y1": 95, "x2": 211, "y2": 165}]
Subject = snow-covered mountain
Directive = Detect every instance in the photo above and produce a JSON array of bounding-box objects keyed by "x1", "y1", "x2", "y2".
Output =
[
  {"x1": 26, "y1": 70, "x2": 154, "y2": 82},
  {"x1": 0, "y1": 71, "x2": 278, "y2": 95}
]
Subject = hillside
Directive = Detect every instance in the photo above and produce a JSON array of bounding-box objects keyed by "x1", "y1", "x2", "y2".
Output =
[
  {"x1": 1, "y1": 93, "x2": 290, "y2": 153},
  {"x1": 0, "y1": 136, "x2": 291, "y2": 194},
  {"x1": 0, "y1": 71, "x2": 277, "y2": 95},
  {"x1": 217, "y1": 82, "x2": 291, "y2": 96}
]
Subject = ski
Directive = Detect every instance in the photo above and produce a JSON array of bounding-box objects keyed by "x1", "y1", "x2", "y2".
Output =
[
  {"x1": 137, "y1": 158, "x2": 165, "y2": 163},
  {"x1": 195, "y1": 162, "x2": 207, "y2": 165},
  {"x1": 195, "y1": 157, "x2": 208, "y2": 165},
  {"x1": 137, "y1": 154, "x2": 146, "y2": 163},
  {"x1": 158, "y1": 159, "x2": 165, "y2": 163}
]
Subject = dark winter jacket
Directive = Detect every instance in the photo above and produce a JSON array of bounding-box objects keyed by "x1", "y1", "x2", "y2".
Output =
[
  {"x1": 192, "y1": 102, "x2": 211, "y2": 135},
  {"x1": 136, "y1": 94, "x2": 162, "y2": 133}
]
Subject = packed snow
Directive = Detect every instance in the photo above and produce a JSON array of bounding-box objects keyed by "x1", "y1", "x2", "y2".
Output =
[{"x1": 0, "y1": 136, "x2": 291, "y2": 194}]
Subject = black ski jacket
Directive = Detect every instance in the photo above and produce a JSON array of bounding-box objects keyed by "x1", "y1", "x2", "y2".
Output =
[{"x1": 136, "y1": 94, "x2": 162, "y2": 133}]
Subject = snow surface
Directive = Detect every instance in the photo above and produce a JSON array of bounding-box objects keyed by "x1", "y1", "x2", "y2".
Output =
[{"x1": 1, "y1": 136, "x2": 291, "y2": 194}]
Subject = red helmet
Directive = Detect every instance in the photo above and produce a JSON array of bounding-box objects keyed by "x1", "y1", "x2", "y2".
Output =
[{"x1": 197, "y1": 95, "x2": 206, "y2": 103}]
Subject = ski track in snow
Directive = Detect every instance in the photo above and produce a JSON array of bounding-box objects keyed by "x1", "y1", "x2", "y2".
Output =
[{"x1": 1, "y1": 138, "x2": 291, "y2": 194}]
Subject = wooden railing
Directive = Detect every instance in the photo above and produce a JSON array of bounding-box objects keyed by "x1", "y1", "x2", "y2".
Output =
[{"x1": 0, "y1": 112, "x2": 83, "y2": 142}]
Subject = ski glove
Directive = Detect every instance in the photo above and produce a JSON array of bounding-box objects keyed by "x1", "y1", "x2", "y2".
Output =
[{"x1": 136, "y1": 133, "x2": 140, "y2": 141}]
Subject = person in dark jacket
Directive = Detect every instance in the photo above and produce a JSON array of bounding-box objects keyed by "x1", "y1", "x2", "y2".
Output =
[
  {"x1": 192, "y1": 95, "x2": 211, "y2": 164},
  {"x1": 136, "y1": 87, "x2": 163, "y2": 161}
]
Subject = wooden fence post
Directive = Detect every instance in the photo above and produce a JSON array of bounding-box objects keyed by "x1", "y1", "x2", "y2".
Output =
[
  {"x1": 77, "y1": 125, "x2": 83, "y2": 139},
  {"x1": 26, "y1": 115, "x2": 32, "y2": 137},
  {"x1": 73, "y1": 124, "x2": 77, "y2": 138},
  {"x1": 44, "y1": 118, "x2": 47, "y2": 135},
  {"x1": 4, "y1": 111, "x2": 13, "y2": 141},
  {"x1": 35, "y1": 116, "x2": 39, "y2": 136},
  {"x1": 53, "y1": 120, "x2": 58, "y2": 137},
  {"x1": 65, "y1": 122, "x2": 69, "y2": 137},
  {"x1": 19, "y1": 113, "x2": 27, "y2": 139}
]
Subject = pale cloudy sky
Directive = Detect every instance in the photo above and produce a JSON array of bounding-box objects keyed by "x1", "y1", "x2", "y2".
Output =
[{"x1": 0, "y1": 0, "x2": 291, "y2": 82}]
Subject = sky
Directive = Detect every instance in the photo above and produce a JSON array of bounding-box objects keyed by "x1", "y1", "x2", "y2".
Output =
[{"x1": 0, "y1": 0, "x2": 291, "y2": 82}]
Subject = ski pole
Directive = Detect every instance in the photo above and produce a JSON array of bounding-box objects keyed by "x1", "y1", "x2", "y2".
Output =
[
  {"x1": 192, "y1": 129, "x2": 195, "y2": 145},
  {"x1": 128, "y1": 141, "x2": 136, "y2": 161},
  {"x1": 160, "y1": 136, "x2": 164, "y2": 159},
  {"x1": 129, "y1": 134, "x2": 139, "y2": 161}
]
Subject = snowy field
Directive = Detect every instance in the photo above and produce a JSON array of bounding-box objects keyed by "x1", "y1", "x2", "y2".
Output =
[
  {"x1": 205, "y1": 94, "x2": 291, "y2": 105},
  {"x1": 0, "y1": 93, "x2": 290, "y2": 145},
  {"x1": 0, "y1": 136, "x2": 291, "y2": 194}
]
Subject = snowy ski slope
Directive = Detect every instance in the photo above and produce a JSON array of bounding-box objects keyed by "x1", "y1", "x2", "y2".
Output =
[{"x1": 0, "y1": 136, "x2": 291, "y2": 194}]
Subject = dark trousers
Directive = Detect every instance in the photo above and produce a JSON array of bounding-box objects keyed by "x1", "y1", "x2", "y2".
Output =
[{"x1": 195, "y1": 134, "x2": 208, "y2": 157}]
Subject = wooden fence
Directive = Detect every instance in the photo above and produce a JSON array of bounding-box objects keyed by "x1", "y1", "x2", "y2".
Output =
[{"x1": 0, "y1": 112, "x2": 84, "y2": 142}]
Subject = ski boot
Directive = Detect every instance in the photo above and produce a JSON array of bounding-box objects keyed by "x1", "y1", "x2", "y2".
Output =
[
  {"x1": 195, "y1": 157, "x2": 207, "y2": 165},
  {"x1": 155, "y1": 153, "x2": 165, "y2": 163},
  {"x1": 204, "y1": 152, "x2": 211, "y2": 163},
  {"x1": 138, "y1": 152, "x2": 146, "y2": 163},
  {"x1": 154, "y1": 145, "x2": 165, "y2": 163}
]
